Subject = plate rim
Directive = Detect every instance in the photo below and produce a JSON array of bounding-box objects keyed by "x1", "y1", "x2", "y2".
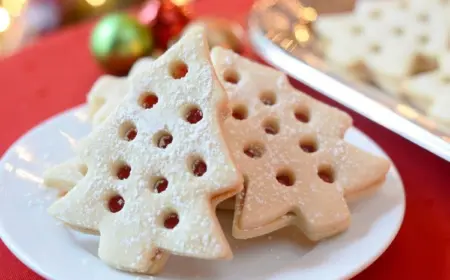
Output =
[
  {"x1": 0, "y1": 104, "x2": 86, "y2": 280},
  {"x1": 0, "y1": 105, "x2": 406, "y2": 280}
]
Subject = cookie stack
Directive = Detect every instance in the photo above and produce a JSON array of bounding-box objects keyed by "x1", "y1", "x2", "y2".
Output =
[{"x1": 44, "y1": 26, "x2": 390, "y2": 275}]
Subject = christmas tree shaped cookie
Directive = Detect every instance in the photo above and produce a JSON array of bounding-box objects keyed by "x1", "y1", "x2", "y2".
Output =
[
  {"x1": 403, "y1": 52, "x2": 450, "y2": 125},
  {"x1": 211, "y1": 47, "x2": 390, "y2": 241},
  {"x1": 48, "y1": 27, "x2": 242, "y2": 274},
  {"x1": 313, "y1": 0, "x2": 450, "y2": 94}
]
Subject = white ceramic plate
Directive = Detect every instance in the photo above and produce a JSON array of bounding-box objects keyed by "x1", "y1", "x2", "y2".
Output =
[{"x1": 0, "y1": 105, "x2": 405, "y2": 280}]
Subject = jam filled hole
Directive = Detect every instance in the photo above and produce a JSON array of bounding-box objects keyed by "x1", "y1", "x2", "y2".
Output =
[
  {"x1": 232, "y1": 104, "x2": 248, "y2": 120},
  {"x1": 112, "y1": 161, "x2": 131, "y2": 180},
  {"x1": 189, "y1": 156, "x2": 207, "y2": 177},
  {"x1": 183, "y1": 105, "x2": 203, "y2": 124},
  {"x1": 224, "y1": 68, "x2": 240, "y2": 84},
  {"x1": 243, "y1": 142, "x2": 265, "y2": 159},
  {"x1": 260, "y1": 91, "x2": 277, "y2": 106},
  {"x1": 276, "y1": 169, "x2": 296, "y2": 186},
  {"x1": 139, "y1": 92, "x2": 158, "y2": 109},
  {"x1": 262, "y1": 118, "x2": 280, "y2": 135},
  {"x1": 169, "y1": 60, "x2": 188, "y2": 79},
  {"x1": 294, "y1": 106, "x2": 310, "y2": 123},
  {"x1": 163, "y1": 212, "x2": 179, "y2": 229},
  {"x1": 318, "y1": 165, "x2": 335, "y2": 183},
  {"x1": 299, "y1": 137, "x2": 318, "y2": 153},
  {"x1": 119, "y1": 121, "x2": 137, "y2": 141},
  {"x1": 107, "y1": 194, "x2": 125, "y2": 213},
  {"x1": 153, "y1": 131, "x2": 173, "y2": 149},
  {"x1": 153, "y1": 177, "x2": 169, "y2": 193}
]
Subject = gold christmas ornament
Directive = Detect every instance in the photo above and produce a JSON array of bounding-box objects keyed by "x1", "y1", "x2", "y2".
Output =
[{"x1": 90, "y1": 13, "x2": 153, "y2": 75}]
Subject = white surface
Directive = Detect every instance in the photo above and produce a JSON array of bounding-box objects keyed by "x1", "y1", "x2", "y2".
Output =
[{"x1": 0, "y1": 105, "x2": 405, "y2": 280}]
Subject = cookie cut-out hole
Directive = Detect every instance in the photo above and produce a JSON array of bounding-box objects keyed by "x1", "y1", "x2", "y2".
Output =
[
  {"x1": 119, "y1": 121, "x2": 137, "y2": 141},
  {"x1": 441, "y1": 75, "x2": 450, "y2": 84},
  {"x1": 262, "y1": 118, "x2": 280, "y2": 135},
  {"x1": 350, "y1": 25, "x2": 363, "y2": 36},
  {"x1": 169, "y1": 60, "x2": 188, "y2": 79},
  {"x1": 417, "y1": 13, "x2": 429, "y2": 23},
  {"x1": 164, "y1": 212, "x2": 179, "y2": 229},
  {"x1": 318, "y1": 165, "x2": 335, "y2": 183},
  {"x1": 113, "y1": 162, "x2": 131, "y2": 180},
  {"x1": 369, "y1": 43, "x2": 381, "y2": 54},
  {"x1": 294, "y1": 107, "x2": 310, "y2": 123},
  {"x1": 243, "y1": 142, "x2": 265, "y2": 158},
  {"x1": 260, "y1": 91, "x2": 277, "y2": 105},
  {"x1": 139, "y1": 92, "x2": 158, "y2": 109},
  {"x1": 188, "y1": 157, "x2": 207, "y2": 177},
  {"x1": 392, "y1": 26, "x2": 404, "y2": 36},
  {"x1": 369, "y1": 9, "x2": 381, "y2": 19},
  {"x1": 153, "y1": 177, "x2": 168, "y2": 193},
  {"x1": 78, "y1": 164, "x2": 88, "y2": 176},
  {"x1": 224, "y1": 68, "x2": 240, "y2": 84},
  {"x1": 418, "y1": 34, "x2": 429, "y2": 45},
  {"x1": 153, "y1": 131, "x2": 173, "y2": 149},
  {"x1": 299, "y1": 137, "x2": 318, "y2": 153},
  {"x1": 276, "y1": 169, "x2": 295, "y2": 186},
  {"x1": 108, "y1": 194, "x2": 125, "y2": 213},
  {"x1": 182, "y1": 105, "x2": 203, "y2": 124},
  {"x1": 232, "y1": 104, "x2": 248, "y2": 120},
  {"x1": 398, "y1": 1, "x2": 408, "y2": 9}
]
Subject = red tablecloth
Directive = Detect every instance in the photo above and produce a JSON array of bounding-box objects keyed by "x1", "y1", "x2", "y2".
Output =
[{"x1": 1, "y1": 1, "x2": 450, "y2": 279}]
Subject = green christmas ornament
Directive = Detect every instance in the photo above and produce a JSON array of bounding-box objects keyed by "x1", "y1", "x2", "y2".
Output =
[{"x1": 90, "y1": 13, "x2": 153, "y2": 75}]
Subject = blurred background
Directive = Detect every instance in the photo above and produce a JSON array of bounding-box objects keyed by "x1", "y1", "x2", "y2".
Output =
[{"x1": 0, "y1": 0, "x2": 165, "y2": 56}]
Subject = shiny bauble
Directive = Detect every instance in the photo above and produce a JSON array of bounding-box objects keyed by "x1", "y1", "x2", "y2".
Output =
[
  {"x1": 90, "y1": 13, "x2": 153, "y2": 75},
  {"x1": 138, "y1": 0, "x2": 190, "y2": 50}
]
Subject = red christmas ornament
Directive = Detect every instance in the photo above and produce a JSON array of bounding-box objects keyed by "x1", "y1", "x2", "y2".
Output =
[{"x1": 138, "y1": 0, "x2": 190, "y2": 50}]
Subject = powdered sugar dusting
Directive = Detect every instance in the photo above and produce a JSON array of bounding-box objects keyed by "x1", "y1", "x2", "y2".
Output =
[{"x1": 47, "y1": 27, "x2": 241, "y2": 274}]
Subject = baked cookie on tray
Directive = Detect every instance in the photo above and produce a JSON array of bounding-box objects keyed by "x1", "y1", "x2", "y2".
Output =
[
  {"x1": 313, "y1": 0, "x2": 450, "y2": 95},
  {"x1": 403, "y1": 52, "x2": 450, "y2": 125}
]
